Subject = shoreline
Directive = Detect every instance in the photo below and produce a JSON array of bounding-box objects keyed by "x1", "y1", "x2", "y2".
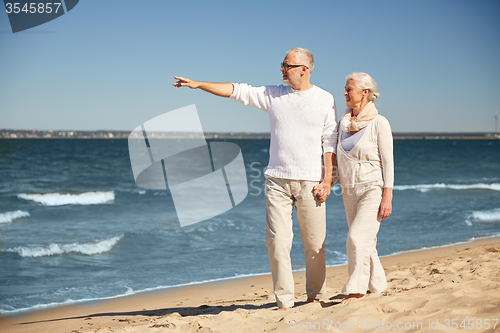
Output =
[
  {"x1": 2, "y1": 235, "x2": 499, "y2": 317},
  {"x1": 2, "y1": 235, "x2": 498, "y2": 317},
  {"x1": 1, "y1": 236, "x2": 499, "y2": 332}
]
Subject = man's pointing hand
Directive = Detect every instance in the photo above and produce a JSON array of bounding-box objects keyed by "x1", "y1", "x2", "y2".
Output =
[{"x1": 173, "y1": 76, "x2": 201, "y2": 89}]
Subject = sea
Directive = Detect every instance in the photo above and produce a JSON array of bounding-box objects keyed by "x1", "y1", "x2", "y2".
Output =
[{"x1": 1, "y1": 138, "x2": 499, "y2": 314}]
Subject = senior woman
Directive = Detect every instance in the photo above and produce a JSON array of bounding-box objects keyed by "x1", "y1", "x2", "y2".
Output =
[{"x1": 335, "y1": 72, "x2": 393, "y2": 304}]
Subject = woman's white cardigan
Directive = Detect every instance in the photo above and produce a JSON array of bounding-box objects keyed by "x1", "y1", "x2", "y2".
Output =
[{"x1": 335, "y1": 115, "x2": 394, "y2": 188}]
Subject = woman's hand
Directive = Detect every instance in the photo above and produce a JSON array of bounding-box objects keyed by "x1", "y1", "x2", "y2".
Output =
[{"x1": 378, "y1": 187, "x2": 393, "y2": 220}]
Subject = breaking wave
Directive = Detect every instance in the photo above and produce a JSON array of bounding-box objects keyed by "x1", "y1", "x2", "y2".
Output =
[
  {"x1": 0, "y1": 210, "x2": 30, "y2": 224},
  {"x1": 17, "y1": 191, "x2": 115, "y2": 206},
  {"x1": 394, "y1": 183, "x2": 500, "y2": 192},
  {"x1": 469, "y1": 208, "x2": 500, "y2": 223},
  {"x1": 4, "y1": 235, "x2": 123, "y2": 257}
]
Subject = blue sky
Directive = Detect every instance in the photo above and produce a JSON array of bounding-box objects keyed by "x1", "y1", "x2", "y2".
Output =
[{"x1": 1, "y1": 0, "x2": 499, "y2": 133}]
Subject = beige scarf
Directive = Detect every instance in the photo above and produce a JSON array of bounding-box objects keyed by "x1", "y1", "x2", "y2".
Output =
[{"x1": 340, "y1": 101, "x2": 378, "y2": 133}]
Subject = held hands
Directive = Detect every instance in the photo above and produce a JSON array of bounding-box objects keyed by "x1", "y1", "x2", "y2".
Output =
[
  {"x1": 173, "y1": 76, "x2": 200, "y2": 89},
  {"x1": 313, "y1": 181, "x2": 332, "y2": 203}
]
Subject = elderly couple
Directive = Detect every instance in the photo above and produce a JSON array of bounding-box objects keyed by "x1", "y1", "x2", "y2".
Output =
[{"x1": 173, "y1": 47, "x2": 394, "y2": 310}]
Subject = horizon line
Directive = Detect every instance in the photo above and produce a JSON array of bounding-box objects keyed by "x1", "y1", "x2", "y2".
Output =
[{"x1": 1, "y1": 129, "x2": 499, "y2": 135}]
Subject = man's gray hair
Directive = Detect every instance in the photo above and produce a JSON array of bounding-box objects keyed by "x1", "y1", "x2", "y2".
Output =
[{"x1": 286, "y1": 47, "x2": 314, "y2": 73}]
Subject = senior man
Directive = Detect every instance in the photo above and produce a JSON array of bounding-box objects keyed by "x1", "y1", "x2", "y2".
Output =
[{"x1": 173, "y1": 47, "x2": 337, "y2": 310}]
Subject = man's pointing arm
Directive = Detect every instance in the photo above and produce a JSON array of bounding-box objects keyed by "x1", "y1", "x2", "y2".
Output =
[{"x1": 173, "y1": 76, "x2": 234, "y2": 98}]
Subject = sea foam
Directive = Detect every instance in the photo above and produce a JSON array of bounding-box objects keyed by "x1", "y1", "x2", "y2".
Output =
[
  {"x1": 394, "y1": 183, "x2": 500, "y2": 192},
  {"x1": 0, "y1": 210, "x2": 30, "y2": 224},
  {"x1": 4, "y1": 235, "x2": 123, "y2": 257},
  {"x1": 470, "y1": 208, "x2": 500, "y2": 223},
  {"x1": 17, "y1": 191, "x2": 115, "y2": 206}
]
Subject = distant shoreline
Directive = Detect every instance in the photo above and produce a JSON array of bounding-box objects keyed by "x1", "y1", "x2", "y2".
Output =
[{"x1": 1, "y1": 129, "x2": 499, "y2": 140}]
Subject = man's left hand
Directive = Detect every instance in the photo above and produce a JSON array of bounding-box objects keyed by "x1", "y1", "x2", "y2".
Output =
[{"x1": 313, "y1": 181, "x2": 331, "y2": 202}]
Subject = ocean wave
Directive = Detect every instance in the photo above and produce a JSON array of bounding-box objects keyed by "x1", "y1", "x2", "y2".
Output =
[
  {"x1": 17, "y1": 191, "x2": 115, "y2": 206},
  {"x1": 0, "y1": 210, "x2": 30, "y2": 224},
  {"x1": 469, "y1": 208, "x2": 500, "y2": 223},
  {"x1": 4, "y1": 235, "x2": 123, "y2": 257},
  {"x1": 394, "y1": 183, "x2": 500, "y2": 192}
]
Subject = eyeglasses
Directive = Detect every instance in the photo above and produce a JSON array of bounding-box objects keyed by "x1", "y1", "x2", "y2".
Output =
[{"x1": 281, "y1": 63, "x2": 308, "y2": 70}]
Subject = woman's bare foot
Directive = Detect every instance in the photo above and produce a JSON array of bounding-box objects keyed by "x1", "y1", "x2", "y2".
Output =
[
  {"x1": 340, "y1": 293, "x2": 364, "y2": 304},
  {"x1": 278, "y1": 307, "x2": 292, "y2": 311}
]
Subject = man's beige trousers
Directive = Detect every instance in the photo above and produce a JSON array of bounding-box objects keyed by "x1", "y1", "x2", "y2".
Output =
[{"x1": 265, "y1": 175, "x2": 327, "y2": 308}]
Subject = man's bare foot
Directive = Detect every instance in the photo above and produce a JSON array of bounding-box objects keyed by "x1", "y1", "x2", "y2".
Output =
[
  {"x1": 278, "y1": 307, "x2": 292, "y2": 311},
  {"x1": 340, "y1": 293, "x2": 364, "y2": 304},
  {"x1": 306, "y1": 298, "x2": 320, "y2": 303}
]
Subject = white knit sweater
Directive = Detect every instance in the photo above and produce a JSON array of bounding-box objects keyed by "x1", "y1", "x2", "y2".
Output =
[{"x1": 230, "y1": 83, "x2": 337, "y2": 181}]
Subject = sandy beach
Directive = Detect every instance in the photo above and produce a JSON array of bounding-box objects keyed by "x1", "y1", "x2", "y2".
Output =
[{"x1": 1, "y1": 237, "x2": 499, "y2": 333}]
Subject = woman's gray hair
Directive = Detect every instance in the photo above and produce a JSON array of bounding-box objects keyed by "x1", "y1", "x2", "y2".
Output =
[
  {"x1": 286, "y1": 47, "x2": 314, "y2": 73},
  {"x1": 346, "y1": 72, "x2": 380, "y2": 102}
]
